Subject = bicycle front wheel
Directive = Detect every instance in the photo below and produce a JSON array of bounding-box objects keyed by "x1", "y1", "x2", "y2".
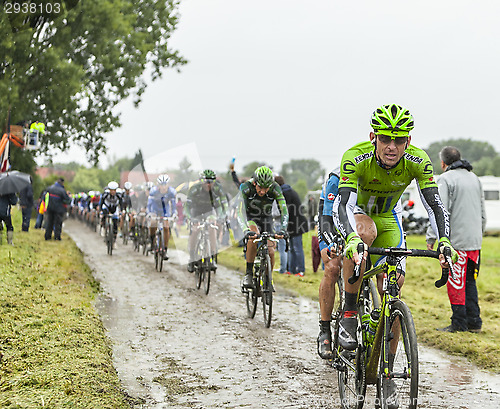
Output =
[
  {"x1": 194, "y1": 239, "x2": 203, "y2": 289},
  {"x1": 245, "y1": 261, "x2": 258, "y2": 318},
  {"x1": 106, "y1": 224, "x2": 113, "y2": 255},
  {"x1": 122, "y1": 217, "x2": 129, "y2": 245},
  {"x1": 202, "y1": 239, "x2": 211, "y2": 295},
  {"x1": 154, "y1": 233, "x2": 160, "y2": 271},
  {"x1": 158, "y1": 230, "x2": 165, "y2": 272},
  {"x1": 377, "y1": 299, "x2": 418, "y2": 409},
  {"x1": 261, "y1": 254, "x2": 273, "y2": 328}
]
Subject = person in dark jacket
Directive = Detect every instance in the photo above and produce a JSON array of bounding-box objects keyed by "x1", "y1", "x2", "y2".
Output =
[
  {"x1": 19, "y1": 178, "x2": 34, "y2": 232},
  {"x1": 0, "y1": 192, "x2": 18, "y2": 245},
  {"x1": 44, "y1": 178, "x2": 71, "y2": 240},
  {"x1": 275, "y1": 175, "x2": 309, "y2": 276}
]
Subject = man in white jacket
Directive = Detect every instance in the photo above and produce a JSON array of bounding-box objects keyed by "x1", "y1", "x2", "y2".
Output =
[{"x1": 426, "y1": 146, "x2": 486, "y2": 332}]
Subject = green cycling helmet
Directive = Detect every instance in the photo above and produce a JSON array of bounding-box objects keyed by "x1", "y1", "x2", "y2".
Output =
[
  {"x1": 254, "y1": 166, "x2": 274, "y2": 188},
  {"x1": 200, "y1": 169, "x2": 216, "y2": 181},
  {"x1": 371, "y1": 104, "x2": 414, "y2": 136}
]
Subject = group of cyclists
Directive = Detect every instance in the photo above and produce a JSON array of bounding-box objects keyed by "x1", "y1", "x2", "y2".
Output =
[{"x1": 69, "y1": 103, "x2": 459, "y2": 409}]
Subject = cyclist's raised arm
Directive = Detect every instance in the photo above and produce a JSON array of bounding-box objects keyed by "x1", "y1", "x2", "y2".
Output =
[{"x1": 236, "y1": 183, "x2": 251, "y2": 233}]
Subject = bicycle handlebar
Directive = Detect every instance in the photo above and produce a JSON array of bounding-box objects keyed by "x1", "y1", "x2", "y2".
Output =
[
  {"x1": 435, "y1": 246, "x2": 453, "y2": 288},
  {"x1": 250, "y1": 233, "x2": 281, "y2": 242},
  {"x1": 347, "y1": 244, "x2": 449, "y2": 286}
]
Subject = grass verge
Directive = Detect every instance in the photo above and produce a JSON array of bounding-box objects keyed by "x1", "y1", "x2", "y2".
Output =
[{"x1": 0, "y1": 209, "x2": 136, "y2": 408}]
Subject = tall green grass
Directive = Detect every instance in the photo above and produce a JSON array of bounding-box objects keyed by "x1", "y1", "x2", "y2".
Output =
[{"x1": 0, "y1": 209, "x2": 135, "y2": 408}]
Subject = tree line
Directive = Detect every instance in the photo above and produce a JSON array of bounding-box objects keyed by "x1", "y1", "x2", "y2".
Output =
[{"x1": 1, "y1": 0, "x2": 186, "y2": 165}]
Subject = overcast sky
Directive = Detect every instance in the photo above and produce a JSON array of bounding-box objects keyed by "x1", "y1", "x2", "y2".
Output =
[{"x1": 56, "y1": 0, "x2": 500, "y2": 175}]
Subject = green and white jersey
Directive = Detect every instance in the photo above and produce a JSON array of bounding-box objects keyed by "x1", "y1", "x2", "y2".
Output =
[{"x1": 333, "y1": 141, "x2": 450, "y2": 244}]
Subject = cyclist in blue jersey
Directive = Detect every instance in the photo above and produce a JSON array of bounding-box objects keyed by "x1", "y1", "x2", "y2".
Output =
[
  {"x1": 316, "y1": 168, "x2": 376, "y2": 359},
  {"x1": 147, "y1": 174, "x2": 177, "y2": 258}
]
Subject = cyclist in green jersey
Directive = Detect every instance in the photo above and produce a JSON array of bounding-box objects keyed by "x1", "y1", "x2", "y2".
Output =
[
  {"x1": 185, "y1": 169, "x2": 229, "y2": 272},
  {"x1": 237, "y1": 166, "x2": 289, "y2": 288},
  {"x1": 330, "y1": 104, "x2": 458, "y2": 356}
]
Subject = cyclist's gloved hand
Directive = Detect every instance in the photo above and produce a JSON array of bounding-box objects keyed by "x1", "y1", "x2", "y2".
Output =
[
  {"x1": 344, "y1": 234, "x2": 365, "y2": 261},
  {"x1": 277, "y1": 230, "x2": 288, "y2": 239},
  {"x1": 438, "y1": 237, "x2": 458, "y2": 263},
  {"x1": 326, "y1": 242, "x2": 338, "y2": 258},
  {"x1": 244, "y1": 230, "x2": 257, "y2": 239}
]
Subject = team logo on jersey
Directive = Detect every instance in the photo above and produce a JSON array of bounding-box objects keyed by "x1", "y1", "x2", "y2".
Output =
[
  {"x1": 342, "y1": 177, "x2": 349, "y2": 182},
  {"x1": 371, "y1": 178, "x2": 380, "y2": 184},
  {"x1": 395, "y1": 169, "x2": 403, "y2": 176},
  {"x1": 404, "y1": 152, "x2": 423, "y2": 164},
  {"x1": 354, "y1": 151, "x2": 373, "y2": 164},
  {"x1": 327, "y1": 193, "x2": 335, "y2": 201},
  {"x1": 429, "y1": 177, "x2": 434, "y2": 182},
  {"x1": 342, "y1": 160, "x2": 356, "y2": 175}
]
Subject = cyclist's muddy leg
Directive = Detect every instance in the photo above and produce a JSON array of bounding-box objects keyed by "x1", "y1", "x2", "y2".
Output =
[
  {"x1": 344, "y1": 214, "x2": 377, "y2": 294},
  {"x1": 164, "y1": 219, "x2": 170, "y2": 251},
  {"x1": 188, "y1": 224, "x2": 199, "y2": 261},
  {"x1": 319, "y1": 249, "x2": 341, "y2": 321}
]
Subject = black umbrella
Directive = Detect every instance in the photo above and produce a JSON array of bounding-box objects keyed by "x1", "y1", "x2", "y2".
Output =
[{"x1": 0, "y1": 171, "x2": 31, "y2": 195}]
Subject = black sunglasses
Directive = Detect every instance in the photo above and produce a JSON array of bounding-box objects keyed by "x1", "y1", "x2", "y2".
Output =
[{"x1": 377, "y1": 134, "x2": 408, "y2": 146}]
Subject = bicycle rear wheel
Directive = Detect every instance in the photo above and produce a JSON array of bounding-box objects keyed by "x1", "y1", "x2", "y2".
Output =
[
  {"x1": 377, "y1": 299, "x2": 418, "y2": 409},
  {"x1": 261, "y1": 254, "x2": 273, "y2": 328},
  {"x1": 335, "y1": 310, "x2": 366, "y2": 409}
]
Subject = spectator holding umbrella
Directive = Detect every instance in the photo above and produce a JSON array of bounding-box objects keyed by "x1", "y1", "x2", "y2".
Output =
[
  {"x1": 0, "y1": 192, "x2": 17, "y2": 245},
  {"x1": 0, "y1": 170, "x2": 31, "y2": 244}
]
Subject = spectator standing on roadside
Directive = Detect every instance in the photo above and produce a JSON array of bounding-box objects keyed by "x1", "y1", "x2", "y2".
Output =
[
  {"x1": 34, "y1": 189, "x2": 47, "y2": 229},
  {"x1": 0, "y1": 192, "x2": 18, "y2": 245},
  {"x1": 19, "y1": 177, "x2": 34, "y2": 232},
  {"x1": 275, "y1": 175, "x2": 309, "y2": 277},
  {"x1": 44, "y1": 178, "x2": 71, "y2": 241},
  {"x1": 426, "y1": 146, "x2": 486, "y2": 333}
]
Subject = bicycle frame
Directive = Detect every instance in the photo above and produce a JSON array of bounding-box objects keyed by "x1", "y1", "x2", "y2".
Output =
[
  {"x1": 335, "y1": 245, "x2": 450, "y2": 409},
  {"x1": 361, "y1": 256, "x2": 401, "y2": 385},
  {"x1": 358, "y1": 246, "x2": 446, "y2": 381}
]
